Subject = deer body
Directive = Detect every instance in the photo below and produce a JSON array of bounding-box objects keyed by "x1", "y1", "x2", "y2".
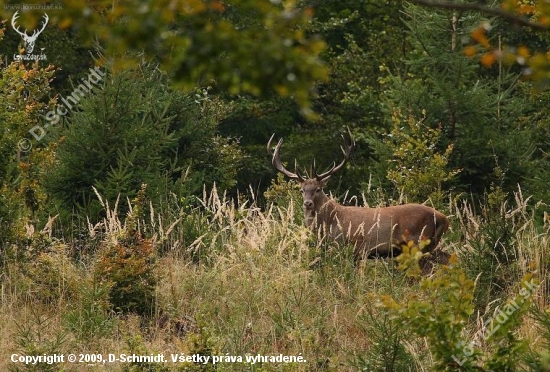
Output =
[
  {"x1": 300, "y1": 178, "x2": 448, "y2": 260},
  {"x1": 268, "y1": 129, "x2": 449, "y2": 268}
]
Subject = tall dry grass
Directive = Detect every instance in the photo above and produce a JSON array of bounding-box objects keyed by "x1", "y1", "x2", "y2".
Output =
[{"x1": 0, "y1": 185, "x2": 548, "y2": 371}]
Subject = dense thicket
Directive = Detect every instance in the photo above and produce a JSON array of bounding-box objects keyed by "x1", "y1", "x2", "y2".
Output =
[
  {"x1": 1, "y1": 2, "x2": 550, "y2": 371},
  {"x1": 380, "y1": 3, "x2": 535, "y2": 196},
  {"x1": 1, "y1": 1, "x2": 549, "y2": 234},
  {"x1": 44, "y1": 63, "x2": 242, "y2": 222}
]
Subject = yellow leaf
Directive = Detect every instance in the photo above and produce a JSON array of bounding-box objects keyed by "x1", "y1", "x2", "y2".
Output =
[
  {"x1": 517, "y1": 46, "x2": 530, "y2": 58},
  {"x1": 463, "y1": 46, "x2": 477, "y2": 57},
  {"x1": 59, "y1": 18, "x2": 73, "y2": 30},
  {"x1": 481, "y1": 52, "x2": 496, "y2": 67},
  {"x1": 448, "y1": 253, "x2": 459, "y2": 265},
  {"x1": 274, "y1": 84, "x2": 289, "y2": 96},
  {"x1": 471, "y1": 27, "x2": 490, "y2": 48},
  {"x1": 518, "y1": 5, "x2": 535, "y2": 14}
]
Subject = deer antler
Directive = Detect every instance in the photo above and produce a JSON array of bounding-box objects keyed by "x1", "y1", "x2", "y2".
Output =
[
  {"x1": 11, "y1": 11, "x2": 25, "y2": 38},
  {"x1": 267, "y1": 134, "x2": 305, "y2": 182},
  {"x1": 315, "y1": 127, "x2": 355, "y2": 181},
  {"x1": 34, "y1": 13, "x2": 49, "y2": 36}
]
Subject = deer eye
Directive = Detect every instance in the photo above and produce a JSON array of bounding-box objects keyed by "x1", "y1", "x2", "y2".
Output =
[{"x1": 316, "y1": 188, "x2": 321, "y2": 193}]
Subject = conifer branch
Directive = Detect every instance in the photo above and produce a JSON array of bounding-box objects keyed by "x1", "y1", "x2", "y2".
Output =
[{"x1": 408, "y1": 0, "x2": 549, "y2": 31}]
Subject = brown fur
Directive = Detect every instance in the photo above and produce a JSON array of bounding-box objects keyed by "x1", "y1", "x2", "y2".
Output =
[{"x1": 301, "y1": 179, "x2": 449, "y2": 264}]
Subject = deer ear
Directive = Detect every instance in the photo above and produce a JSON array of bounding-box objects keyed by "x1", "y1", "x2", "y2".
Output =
[{"x1": 319, "y1": 177, "x2": 330, "y2": 187}]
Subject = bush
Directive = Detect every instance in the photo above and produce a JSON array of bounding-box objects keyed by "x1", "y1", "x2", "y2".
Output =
[
  {"x1": 454, "y1": 185, "x2": 537, "y2": 311},
  {"x1": 0, "y1": 59, "x2": 56, "y2": 244},
  {"x1": 63, "y1": 279, "x2": 115, "y2": 343},
  {"x1": 382, "y1": 109, "x2": 460, "y2": 208},
  {"x1": 381, "y1": 239, "x2": 545, "y2": 371},
  {"x1": 9, "y1": 311, "x2": 67, "y2": 372},
  {"x1": 93, "y1": 186, "x2": 158, "y2": 316},
  {"x1": 6, "y1": 227, "x2": 80, "y2": 305},
  {"x1": 45, "y1": 62, "x2": 242, "y2": 225}
]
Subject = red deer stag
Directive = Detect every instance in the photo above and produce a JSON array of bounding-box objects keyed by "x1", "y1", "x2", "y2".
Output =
[{"x1": 267, "y1": 128, "x2": 449, "y2": 271}]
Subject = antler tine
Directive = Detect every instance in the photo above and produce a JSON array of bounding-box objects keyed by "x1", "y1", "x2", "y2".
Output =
[
  {"x1": 316, "y1": 127, "x2": 355, "y2": 181},
  {"x1": 36, "y1": 13, "x2": 49, "y2": 34},
  {"x1": 11, "y1": 11, "x2": 25, "y2": 36},
  {"x1": 267, "y1": 133, "x2": 276, "y2": 155},
  {"x1": 315, "y1": 162, "x2": 335, "y2": 181},
  {"x1": 267, "y1": 134, "x2": 304, "y2": 182}
]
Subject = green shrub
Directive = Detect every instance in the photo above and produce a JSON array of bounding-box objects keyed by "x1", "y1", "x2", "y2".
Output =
[
  {"x1": 382, "y1": 109, "x2": 460, "y2": 208},
  {"x1": 263, "y1": 173, "x2": 303, "y2": 223},
  {"x1": 121, "y1": 334, "x2": 171, "y2": 372},
  {"x1": 0, "y1": 59, "x2": 56, "y2": 244},
  {"x1": 381, "y1": 240, "x2": 542, "y2": 371},
  {"x1": 7, "y1": 230, "x2": 80, "y2": 305},
  {"x1": 63, "y1": 278, "x2": 115, "y2": 343},
  {"x1": 455, "y1": 184, "x2": 531, "y2": 311},
  {"x1": 45, "y1": 62, "x2": 242, "y2": 225},
  {"x1": 95, "y1": 235, "x2": 157, "y2": 315},
  {"x1": 351, "y1": 299, "x2": 417, "y2": 371},
  {"x1": 9, "y1": 311, "x2": 67, "y2": 372}
]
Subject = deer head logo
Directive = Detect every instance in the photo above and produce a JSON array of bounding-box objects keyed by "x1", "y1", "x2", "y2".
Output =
[{"x1": 11, "y1": 11, "x2": 49, "y2": 54}]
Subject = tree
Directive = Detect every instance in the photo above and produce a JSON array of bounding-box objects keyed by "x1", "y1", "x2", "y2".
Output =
[
  {"x1": 383, "y1": 110, "x2": 460, "y2": 207},
  {"x1": 0, "y1": 50, "x2": 56, "y2": 242},
  {"x1": 45, "y1": 62, "x2": 242, "y2": 222},
  {"x1": 380, "y1": 2, "x2": 534, "y2": 197},
  {"x1": 0, "y1": 1, "x2": 328, "y2": 113},
  {"x1": 219, "y1": 1, "x2": 409, "y2": 198},
  {"x1": 409, "y1": 0, "x2": 550, "y2": 89}
]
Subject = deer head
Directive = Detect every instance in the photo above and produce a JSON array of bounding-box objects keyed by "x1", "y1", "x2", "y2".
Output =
[
  {"x1": 267, "y1": 127, "x2": 355, "y2": 212},
  {"x1": 11, "y1": 11, "x2": 49, "y2": 54}
]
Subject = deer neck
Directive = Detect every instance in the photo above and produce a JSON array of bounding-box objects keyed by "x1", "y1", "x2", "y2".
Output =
[{"x1": 304, "y1": 194, "x2": 335, "y2": 229}]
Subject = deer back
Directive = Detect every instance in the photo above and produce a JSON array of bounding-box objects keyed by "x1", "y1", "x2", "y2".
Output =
[{"x1": 313, "y1": 202, "x2": 448, "y2": 258}]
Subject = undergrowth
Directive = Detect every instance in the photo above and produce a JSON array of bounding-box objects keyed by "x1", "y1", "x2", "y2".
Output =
[{"x1": 0, "y1": 183, "x2": 548, "y2": 371}]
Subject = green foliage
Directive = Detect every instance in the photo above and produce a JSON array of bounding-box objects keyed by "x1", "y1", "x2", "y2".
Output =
[
  {"x1": 219, "y1": 2, "x2": 407, "y2": 199},
  {"x1": 2, "y1": 177, "x2": 550, "y2": 370},
  {"x1": 517, "y1": 88, "x2": 550, "y2": 207},
  {"x1": 382, "y1": 3, "x2": 534, "y2": 197},
  {"x1": 177, "y1": 318, "x2": 221, "y2": 372},
  {"x1": 18, "y1": 238, "x2": 79, "y2": 304},
  {"x1": 524, "y1": 306, "x2": 550, "y2": 371},
  {"x1": 63, "y1": 279, "x2": 115, "y2": 343},
  {"x1": 2, "y1": 2, "x2": 550, "y2": 370},
  {"x1": 381, "y1": 239, "x2": 542, "y2": 371},
  {"x1": 218, "y1": 95, "x2": 301, "y2": 195},
  {"x1": 0, "y1": 1, "x2": 328, "y2": 113},
  {"x1": 301, "y1": 2, "x2": 408, "y2": 195},
  {"x1": 351, "y1": 302, "x2": 417, "y2": 371},
  {"x1": 383, "y1": 109, "x2": 460, "y2": 207},
  {"x1": 0, "y1": 58, "x2": 56, "y2": 243},
  {"x1": 0, "y1": 21, "x2": 95, "y2": 94},
  {"x1": 9, "y1": 312, "x2": 67, "y2": 372},
  {"x1": 4, "y1": 225, "x2": 80, "y2": 304},
  {"x1": 314, "y1": 32, "x2": 383, "y2": 129},
  {"x1": 382, "y1": 255, "x2": 477, "y2": 370},
  {"x1": 122, "y1": 334, "x2": 171, "y2": 372},
  {"x1": 45, "y1": 62, "x2": 242, "y2": 223},
  {"x1": 264, "y1": 174, "x2": 301, "y2": 208},
  {"x1": 455, "y1": 184, "x2": 537, "y2": 312}
]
